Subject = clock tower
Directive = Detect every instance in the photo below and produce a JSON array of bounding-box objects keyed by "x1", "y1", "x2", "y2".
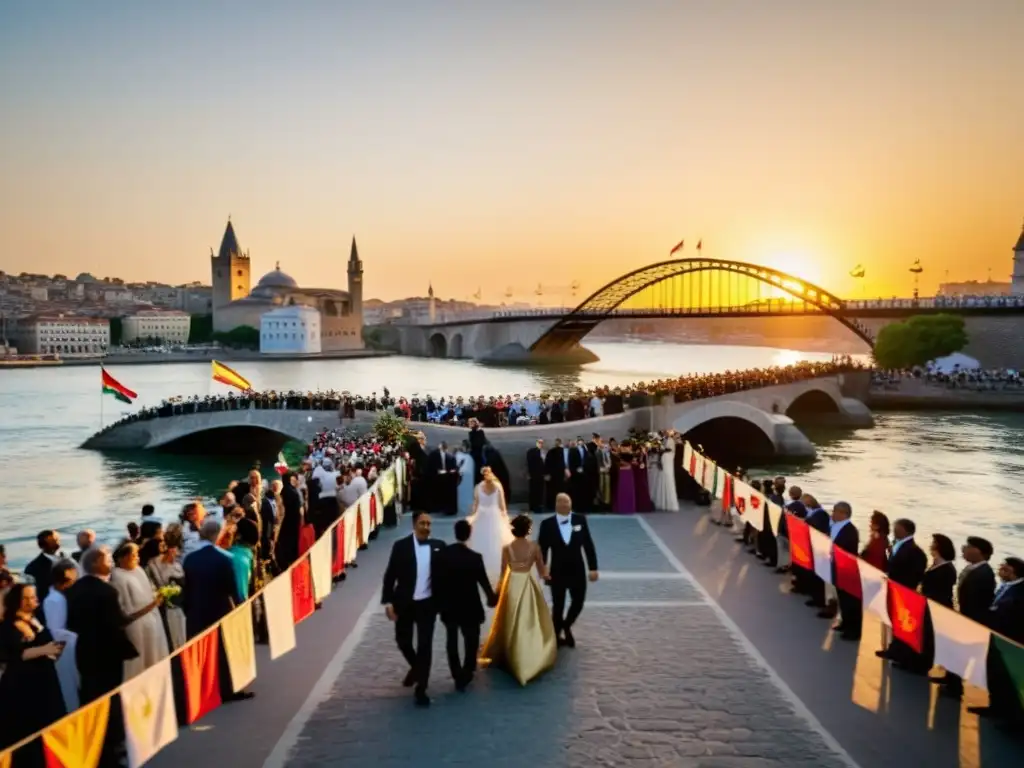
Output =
[{"x1": 347, "y1": 236, "x2": 363, "y2": 320}]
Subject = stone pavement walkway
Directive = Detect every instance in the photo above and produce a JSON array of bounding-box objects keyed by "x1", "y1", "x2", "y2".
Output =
[{"x1": 276, "y1": 516, "x2": 856, "y2": 767}]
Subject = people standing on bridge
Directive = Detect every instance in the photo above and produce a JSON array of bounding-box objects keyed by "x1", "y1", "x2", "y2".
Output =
[
  {"x1": 426, "y1": 441, "x2": 458, "y2": 516},
  {"x1": 382, "y1": 510, "x2": 445, "y2": 707},
  {"x1": 543, "y1": 438, "x2": 569, "y2": 510}
]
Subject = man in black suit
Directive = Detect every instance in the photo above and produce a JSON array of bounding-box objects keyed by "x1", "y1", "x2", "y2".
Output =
[
  {"x1": 932, "y1": 536, "x2": 997, "y2": 696},
  {"x1": 543, "y1": 438, "x2": 569, "y2": 511},
  {"x1": 183, "y1": 519, "x2": 242, "y2": 639},
  {"x1": 876, "y1": 518, "x2": 928, "y2": 664},
  {"x1": 382, "y1": 510, "x2": 446, "y2": 707},
  {"x1": 568, "y1": 437, "x2": 596, "y2": 513},
  {"x1": 70, "y1": 529, "x2": 96, "y2": 564},
  {"x1": 829, "y1": 502, "x2": 862, "y2": 641},
  {"x1": 801, "y1": 503, "x2": 831, "y2": 607},
  {"x1": 426, "y1": 442, "x2": 458, "y2": 515},
  {"x1": 434, "y1": 520, "x2": 498, "y2": 691},
  {"x1": 24, "y1": 529, "x2": 65, "y2": 606},
  {"x1": 969, "y1": 557, "x2": 1024, "y2": 722},
  {"x1": 526, "y1": 439, "x2": 547, "y2": 514},
  {"x1": 66, "y1": 546, "x2": 139, "y2": 703},
  {"x1": 538, "y1": 493, "x2": 599, "y2": 648}
]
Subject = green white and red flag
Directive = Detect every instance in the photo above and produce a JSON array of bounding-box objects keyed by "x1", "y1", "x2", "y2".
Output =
[{"x1": 102, "y1": 367, "x2": 137, "y2": 404}]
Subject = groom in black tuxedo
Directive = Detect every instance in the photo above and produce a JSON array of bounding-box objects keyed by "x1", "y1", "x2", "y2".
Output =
[
  {"x1": 382, "y1": 510, "x2": 446, "y2": 707},
  {"x1": 538, "y1": 492, "x2": 599, "y2": 648},
  {"x1": 434, "y1": 519, "x2": 499, "y2": 691}
]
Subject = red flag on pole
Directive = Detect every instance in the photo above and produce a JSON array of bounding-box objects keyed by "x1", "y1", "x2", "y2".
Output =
[
  {"x1": 291, "y1": 558, "x2": 315, "y2": 624},
  {"x1": 670, "y1": 238, "x2": 685, "y2": 256},
  {"x1": 833, "y1": 547, "x2": 863, "y2": 598},
  {"x1": 887, "y1": 580, "x2": 927, "y2": 652},
  {"x1": 721, "y1": 474, "x2": 733, "y2": 514},
  {"x1": 786, "y1": 514, "x2": 813, "y2": 570},
  {"x1": 696, "y1": 239, "x2": 703, "y2": 251}
]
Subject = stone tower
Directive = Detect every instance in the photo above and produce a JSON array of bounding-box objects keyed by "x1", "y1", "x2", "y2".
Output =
[
  {"x1": 1013, "y1": 219, "x2": 1024, "y2": 296},
  {"x1": 211, "y1": 218, "x2": 251, "y2": 318},
  {"x1": 347, "y1": 236, "x2": 363, "y2": 320},
  {"x1": 428, "y1": 282, "x2": 436, "y2": 323}
]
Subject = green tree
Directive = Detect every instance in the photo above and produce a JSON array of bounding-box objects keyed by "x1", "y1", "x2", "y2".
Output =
[
  {"x1": 189, "y1": 314, "x2": 213, "y2": 344},
  {"x1": 373, "y1": 411, "x2": 407, "y2": 445},
  {"x1": 109, "y1": 316, "x2": 123, "y2": 346},
  {"x1": 212, "y1": 325, "x2": 260, "y2": 349},
  {"x1": 873, "y1": 314, "x2": 968, "y2": 369}
]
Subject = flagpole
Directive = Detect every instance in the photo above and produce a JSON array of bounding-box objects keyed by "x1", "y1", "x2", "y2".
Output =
[{"x1": 100, "y1": 364, "x2": 104, "y2": 431}]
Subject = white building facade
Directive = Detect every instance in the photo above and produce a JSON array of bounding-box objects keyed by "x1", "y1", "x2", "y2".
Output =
[
  {"x1": 12, "y1": 314, "x2": 110, "y2": 356},
  {"x1": 260, "y1": 305, "x2": 321, "y2": 355},
  {"x1": 121, "y1": 309, "x2": 192, "y2": 344}
]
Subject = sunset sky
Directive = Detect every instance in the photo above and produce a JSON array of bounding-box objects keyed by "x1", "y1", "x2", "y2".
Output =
[{"x1": 1, "y1": 1, "x2": 1022, "y2": 304}]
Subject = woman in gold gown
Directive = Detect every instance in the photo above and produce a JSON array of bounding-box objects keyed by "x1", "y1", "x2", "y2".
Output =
[{"x1": 480, "y1": 514, "x2": 558, "y2": 686}]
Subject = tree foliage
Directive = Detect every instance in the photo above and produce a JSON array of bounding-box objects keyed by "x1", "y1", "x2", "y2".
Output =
[
  {"x1": 872, "y1": 314, "x2": 969, "y2": 369},
  {"x1": 188, "y1": 314, "x2": 213, "y2": 344},
  {"x1": 212, "y1": 325, "x2": 260, "y2": 349}
]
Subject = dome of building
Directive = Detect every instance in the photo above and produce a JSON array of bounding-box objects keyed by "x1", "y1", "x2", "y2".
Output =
[{"x1": 257, "y1": 262, "x2": 299, "y2": 289}]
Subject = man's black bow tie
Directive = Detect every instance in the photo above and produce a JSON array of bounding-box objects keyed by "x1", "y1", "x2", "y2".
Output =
[{"x1": 559, "y1": 519, "x2": 570, "y2": 525}]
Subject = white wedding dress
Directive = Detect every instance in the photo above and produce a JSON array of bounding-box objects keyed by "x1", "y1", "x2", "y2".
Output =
[
  {"x1": 649, "y1": 438, "x2": 680, "y2": 512},
  {"x1": 469, "y1": 482, "x2": 513, "y2": 583}
]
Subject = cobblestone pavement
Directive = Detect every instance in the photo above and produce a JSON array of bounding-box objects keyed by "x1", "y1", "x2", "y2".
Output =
[{"x1": 282, "y1": 518, "x2": 853, "y2": 768}]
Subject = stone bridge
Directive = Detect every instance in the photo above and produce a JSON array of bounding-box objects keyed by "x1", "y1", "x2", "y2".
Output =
[{"x1": 83, "y1": 375, "x2": 872, "y2": 500}]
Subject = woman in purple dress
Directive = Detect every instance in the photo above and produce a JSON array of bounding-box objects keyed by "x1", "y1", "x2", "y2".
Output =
[
  {"x1": 634, "y1": 444, "x2": 654, "y2": 512},
  {"x1": 613, "y1": 442, "x2": 637, "y2": 514}
]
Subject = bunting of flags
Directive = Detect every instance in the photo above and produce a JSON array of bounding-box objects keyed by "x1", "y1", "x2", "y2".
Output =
[
  {"x1": 684, "y1": 441, "x2": 1024, "y2": 705},
  {"x1": 0, "y1": 459, "x2": 406, "y2": 768}
]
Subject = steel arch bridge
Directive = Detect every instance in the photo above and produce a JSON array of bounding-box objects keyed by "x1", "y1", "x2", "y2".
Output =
[{"x1": 529, "y1": 257, "x2": 875, "y2": 355}]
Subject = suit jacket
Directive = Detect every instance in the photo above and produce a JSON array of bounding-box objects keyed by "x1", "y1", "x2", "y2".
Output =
[
  {"x1": 805, "y1": 508, "x2": 830, "y2": 535},
  {"x1": 832, "y1": 521, "x2": 859, "y2": 556},
  {"x1": 183, "y1": 544, "x2": 240, "y2": 638},
  {"x1": 538, "y1": 514, "x2": 598, "y2": 586},
  {"x1": 426, "y1": 449, "x2": 456, "y2": 475},
  {"x1": 921, "y1": 562, "x2": 957, "y2": 608},
  {"x1": 544, "y1": 447, "x2": 567, "y2": 478},
  {"x1": 958, "y1": 562, "x2": 997, "y2": 623},
  {"x1": 434, "y1": 543, "x2": 497, "y2": 625},
  {"x1": 989, "y1": 582, "x2": 1024, "y2": 642},
  {"x1": 526, "y1": 447, "x2": 545, "y2": 478},
  {"x1": 887, "y1": 538, "x2": 928, "y2": 589},
  {"x1": 66, "y1": 575, "x2": 138, "y2": 681},
  {"x1": 381, "y1": 535, "x2": 446, "y2": 609}
]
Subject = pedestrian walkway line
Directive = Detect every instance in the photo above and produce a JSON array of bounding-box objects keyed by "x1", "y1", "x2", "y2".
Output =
[
  {"x1": 262, "y1": 589, "x2": 383, "y2": 768},
  {"x1": 598, "y1": 571, "x2": 689, "y2": 580},
  {"x1": 585, "y1": 600, "x2": 705, "y2": 608},
  {"x1": 635, "y1": 516, "x2": 863, "y2": 768}
]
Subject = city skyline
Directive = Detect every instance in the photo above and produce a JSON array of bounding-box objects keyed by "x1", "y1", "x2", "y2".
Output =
[{"x1": 1, "y1": 1, "x2": 1022, "y2": 302}]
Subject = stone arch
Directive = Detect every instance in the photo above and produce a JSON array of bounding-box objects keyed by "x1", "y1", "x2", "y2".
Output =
[
  {"x1": 672, "y1": 400, "x2": 779, "y2": 466},
  {"x1": 785, "y1": 388, "x2": 843, "y2": 421},
  {"x1": 449, "y1": 333, "x2": 464, "y2": 358},
  {"x1": 429, "y1": 333, "x2": 448, "y2": 358}
]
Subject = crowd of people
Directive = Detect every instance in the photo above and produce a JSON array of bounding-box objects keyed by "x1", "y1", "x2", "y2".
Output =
[
  {"x1": 873, "y1": 366, "x2": 1023, "y2": 392},
  {"x1": 710, "y1": 475, "x2": 1024, "y2": 729},
  {"x1": 0, "y1": 430, "x2": 405, "y2": 763},
  {"x1": 96, "y1": 357, "x2": 865, "y2": 435}
]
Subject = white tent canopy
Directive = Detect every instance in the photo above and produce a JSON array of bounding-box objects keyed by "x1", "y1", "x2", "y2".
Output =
[{"x1": 928, "y1": 352, "x2": 980, "y2": 374}]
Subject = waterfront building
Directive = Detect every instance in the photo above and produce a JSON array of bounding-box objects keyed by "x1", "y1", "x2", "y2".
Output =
[
  {"x1": 260, "y1": 305, "x2": 322, "y2": 355},
  {"x1": 121, "y1": 309, "x2": 192, "y2": 345},
  {"x1": 210, "y1": 219, "x2": 364, "y2": 352},
  {"x1": 10, "y1": 313, "x2": 110, "y2": 356},
  {"x1": 938, "y1": 279, "x2": 1011, "y2": 297},
  {"x1": 1013, "y1": 220, "x2": 1024, "y2": 296}
]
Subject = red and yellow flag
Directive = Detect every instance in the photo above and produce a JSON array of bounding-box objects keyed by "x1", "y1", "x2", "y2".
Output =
[
  {"x1": 887, "y1": 580, "x2": 927, "y2": 653},
  {"x1": 42, "y1": 696, "x2": 110, "y2": 768},
  {"x1": 180, "y1": 632, "x2": 222, "y2": 724},
  {"x1": 786, "y1": 514, "x2": 814, "y2": 570},
  {"x1": 211, "y1": 360, "x2": 252, "y2": 392},
  {"x1": 332, "y1": 519, "x2": 346, "y2": 577},
  {"x1": 291, "y1": 557, "x2": 316, "y2": 624}
]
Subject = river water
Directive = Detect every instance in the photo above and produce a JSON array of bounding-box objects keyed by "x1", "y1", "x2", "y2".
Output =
[{"x1": 2, "y1": 341, "x2": 1022, "y2": 568}]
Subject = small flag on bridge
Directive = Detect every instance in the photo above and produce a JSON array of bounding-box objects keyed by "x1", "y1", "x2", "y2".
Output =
[
  {"x1": 909, "y1": 260, "x2": 924, "y2": 274},
  {"x1": 669, "y1": 238, "x2": 685, "y2": 256},
  {"x1": 212, "y1": 360, "x2": 252, "y2": 392},
  {"x1": 850, "y1": 265, "x2": 865, "y2": 278},
  {"x1": 696, "y1": 239, "x2": 702, "y2": 252}
]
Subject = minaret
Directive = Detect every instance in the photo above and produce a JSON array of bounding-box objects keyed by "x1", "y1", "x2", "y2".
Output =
[
  {"x1": 1013, "y1": 219, "x2": 1024, "y2": 296},
  {"x1": 347, "y1": 236, "x2": 363, "y2": 320},
  {"x1": 428, "y1": 282, "x2": 436, "y2": 323}
]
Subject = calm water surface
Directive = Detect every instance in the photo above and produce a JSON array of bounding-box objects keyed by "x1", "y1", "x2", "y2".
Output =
[{"x1": 1, "y1": 341, "x2": 1021, "y2": 567}]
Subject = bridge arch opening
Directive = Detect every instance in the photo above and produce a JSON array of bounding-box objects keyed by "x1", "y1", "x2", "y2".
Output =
[
  {"x1": 785, "y1": 389, "x2": 841, "y2": 422},
  {"x1": 680, "y1": 416, "x2": 777, "y2": 469},
  {"x1": 449, "y1": 333, "x2": 464, "y2": 359},
  {"x1": 429, "y1": 333, "x2": 447, "y2": 358},
  {"x1": 158, "y1": 425, "x2": 293, "y2": 459}
]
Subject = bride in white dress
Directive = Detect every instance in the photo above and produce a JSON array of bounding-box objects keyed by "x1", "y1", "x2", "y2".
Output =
[
  {"x1": 468, "y1": 466, "x2": 513, "y2": 583},
  {"x1": 649, "y1": 433, "x2": 680, "y2": 512}
]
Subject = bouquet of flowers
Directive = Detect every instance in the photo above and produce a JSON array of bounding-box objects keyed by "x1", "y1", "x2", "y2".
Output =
[{"x1": 156, "y1": 584, "x2": 183, "y2": 606}]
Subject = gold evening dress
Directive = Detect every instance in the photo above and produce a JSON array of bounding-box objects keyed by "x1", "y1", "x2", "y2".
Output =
[{"x1": 480, "y1": 540, "x2": 557, "y2": 686}]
